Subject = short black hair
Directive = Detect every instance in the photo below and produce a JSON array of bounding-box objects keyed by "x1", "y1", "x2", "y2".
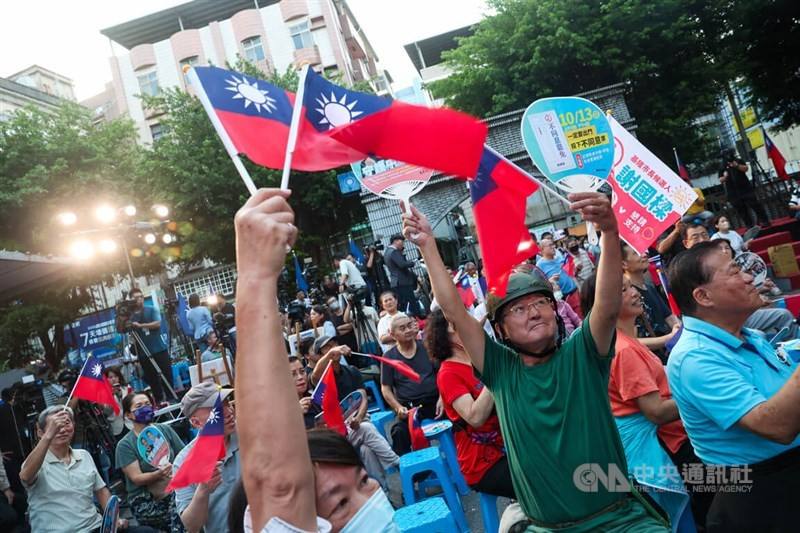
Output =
[
  {"x1": 389, "y1": 234, "x2": 404, "y2": 243},
  {"x1": 680, "y1": 222, "x2": 707, "y2": 241},
  {"x1": 307, "y1": 428, "x2": 363, "y2": 468},
  {"x1": 333, "y1": 252, "x2": 346, "y2": 261},
  {"x1": 130, "y1": 287, "x2": 143, "y2": 297},
  {"x1": 188, "y1": 293, "x2": 200, "y2": 307},
  {"x1": 667, "y1": 240, "x2": 727, "y2": 316}
]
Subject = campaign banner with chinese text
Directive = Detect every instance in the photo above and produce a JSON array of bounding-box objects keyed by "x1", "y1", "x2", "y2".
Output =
[{"x1": 608, "y1": 117, "x2": 697, "y2": 254}]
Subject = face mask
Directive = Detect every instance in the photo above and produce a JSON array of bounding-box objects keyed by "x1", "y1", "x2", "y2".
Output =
[
  {"x1": 568, "y1": 246, "x2": 579, "y2": 254},
  {"x1": 132, "y1": 405, "x2": 155, "y2": 424},
  {"x1": 341, "y1": 488, "x2": 398, "y2": 533}
]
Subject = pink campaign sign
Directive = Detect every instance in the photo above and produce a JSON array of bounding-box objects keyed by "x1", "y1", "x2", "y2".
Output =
[
  {"x1": 361, "y1": 164, "x2": 434, "y2": 196},
  {"x1": 607, "y1": 116, "x2": 697, "y2": 255}
]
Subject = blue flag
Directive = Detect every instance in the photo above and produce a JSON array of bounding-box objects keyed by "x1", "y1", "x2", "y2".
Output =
[
  {"x1": 294, "y1": 254, "x2": 309, "y2": 293},
  {"x1": 348, "y1": 238, "x2": 366, "y2": 266}
]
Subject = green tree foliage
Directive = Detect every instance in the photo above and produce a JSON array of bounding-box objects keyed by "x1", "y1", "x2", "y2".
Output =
[
  {"x1": 430, "y1": 0, "x2": 777, "y2": 165},
  {"x1": 138, "y1": 60, "x2": 367, "y2": 267},
  {"x1": 0, "y1": 103, "x2": 145, "y2": 370}
]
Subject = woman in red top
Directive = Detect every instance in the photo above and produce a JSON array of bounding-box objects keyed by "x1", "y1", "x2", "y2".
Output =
[{"x1": 424, "y1": 309, "x2": 515, "y2": 499}]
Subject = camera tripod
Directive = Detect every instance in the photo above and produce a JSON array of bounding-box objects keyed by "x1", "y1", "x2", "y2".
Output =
[
  {"x1": 346, "y1": 289, "x2": 381, "y2": 358},
  {"x1": 127, "y1": 328, "x2": 178, "y2": 401}
]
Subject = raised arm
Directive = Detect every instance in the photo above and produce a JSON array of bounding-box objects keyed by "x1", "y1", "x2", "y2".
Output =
[
  {"x1": 234, "y1": 189, "x2": 316, "y2": 532},
  {"x1": 656, "y1": 222, "x2": 684, "y2": 256},
  {"x1": 19, "y1": 410, "x2": 70, "y2": 485},
  {"x1": 402, "y1": 203, "x2": 486, "y2": 373},
  {"x1": 568, "y1": 192, "x2": 621, "y2": 355}
]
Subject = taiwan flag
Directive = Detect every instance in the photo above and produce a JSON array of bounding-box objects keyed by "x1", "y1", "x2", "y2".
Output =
[
  {"x1": 301, "y1": 69, "x2": 487, "y2": 178},
  {"x1": 764, "y1": 130, "x2": 789, "y2": 180},
  {"x1": 167, "y1": 393, "x2": 226, "y2": 491},
  {"x1": 469, "y1": 147, "x2": 540, "y2": 297},
  {"x1": 408, "y1": 407, "x2": 429, "y2": 451},
  {"x1": 456, "y1": 273, "x2": 477, "y2": 308},
  {"x1": 673, "y1": 148, "x2": 690, "y2": 181},
  {"x1": 311, "y1": 362, "x2": 347, "y2": 435},
  {"x1": 363, "y1": 354, "x2": 422, "y2": 383},
  {"x1": 72, "y1": 355, "x2": 119, "y2": 414},
  {"x1": 190, "y1": 66, "x2": 487, "y2": 177}
]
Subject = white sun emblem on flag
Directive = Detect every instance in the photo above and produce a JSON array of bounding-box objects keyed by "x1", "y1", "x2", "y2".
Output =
[
  {"x1": 225, "y1": 75, "x2": 277, "y2": 114},
  {"x1": 206, "y1": 409, "x2": 219, "y2": 426},
  {"x1": 316, "y1": 91, "x2": 362, "y2": 129},
  {"x1": 91, "y1": 363, "x2": 102, "y2": 377}
]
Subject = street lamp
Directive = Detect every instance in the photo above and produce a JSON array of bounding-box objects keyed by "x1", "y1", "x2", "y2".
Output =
[
  {"x1": 162, "y1": 233, "x2": 174, "y2": 244},
  {"x1": 123, "y1": 205, "x2": 137, "y2": 217},
  {"x1": 144, "y1": 233, "x2": 157, "y2": 245},
  {"x1": 94, "y1": 205, "x2": 117, "y2": 225},
  {"x1": 152, "y1": 204, "x2": 169, "y2": 218},
  {"x1": 57, "y1": 212, "x2": 77, "y2": 226}
]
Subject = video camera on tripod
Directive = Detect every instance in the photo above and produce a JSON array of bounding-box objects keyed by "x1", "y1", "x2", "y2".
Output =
[{"x1": 114, "y1": 299, "x2": 138, "y2": 334}]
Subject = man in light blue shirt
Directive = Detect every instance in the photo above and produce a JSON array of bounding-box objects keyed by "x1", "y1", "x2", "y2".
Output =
[
  {"x1": 174, "y1": 382, "x2": 240, "y2": 532},
  {"x1": 667, "y1": 240, "x2": 800, "y2": 531},
  {"x1": 186, "y1": 293, "x2": 214, "y2": 350}
]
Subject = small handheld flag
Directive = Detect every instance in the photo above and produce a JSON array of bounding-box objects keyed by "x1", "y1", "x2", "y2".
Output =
[
  {"x1": 456, "y1": 273, "x2": 477, "y2": 308},
  {"x1": 293, "y1": 253, "x2": 309, "y2": 293},
  {"x1": 673, "y1": 147, "x2": 691, "y2": 181},
  {"x1": 310, "y1": 362, "x2": 347, "y2": 435},
  {"x1": 68, "y1": 355, "x2": 119, "y2": 414},
  {"x1": 353, "y1": 352, "x2": 422, "y2": 382},
  {"x1": 764, "y1": 130, "x2": 789, "y2": 180},
  {"x1": 408, "y1": 407, "x2": 429, "y2": 451},
  {"x1": 166, "y1": 393, "x2": 226, "y2": 492}
]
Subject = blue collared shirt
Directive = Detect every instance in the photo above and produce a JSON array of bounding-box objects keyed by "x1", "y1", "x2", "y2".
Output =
[{"x1": 668, "y1": 316, "x2": 800, "y2": 465}]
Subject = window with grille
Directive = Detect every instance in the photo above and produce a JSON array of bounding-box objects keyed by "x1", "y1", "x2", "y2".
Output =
[
  {"x1": 242, "y1": 36, "x2": 266, "y2": 62},
  {"x1": 173, "y1": 266, "x2": 238, "y2": 302},
  {"x1": 136, "y1": 68, "x2": 159, "y2": 97},
  {"x1": 289, "y1": 21, "x2": 314, "y2": 50}
]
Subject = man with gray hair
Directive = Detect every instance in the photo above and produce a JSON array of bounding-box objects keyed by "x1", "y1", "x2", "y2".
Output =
[
  {"x1": 174, "y1": 382, "x2": 239, "y2": 533},
  {"x1": 20, "y1": 406, "x2": 153, "y2": 532},
  {"x1": 380, "y1": 313, "x2": 440, "y2": 454}
]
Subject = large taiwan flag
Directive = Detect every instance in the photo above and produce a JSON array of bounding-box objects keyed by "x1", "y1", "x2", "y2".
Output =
[
  {"x1": 190, "y1": 66, "x2": 487, "y2": 177},
  {"x1": 72, "y1": 355, "x2": 119, "y2": 414}
]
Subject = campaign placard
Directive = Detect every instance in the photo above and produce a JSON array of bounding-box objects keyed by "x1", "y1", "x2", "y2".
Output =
[{"x1": 607, "y1": 116, "x2": 697, "y2": 254}]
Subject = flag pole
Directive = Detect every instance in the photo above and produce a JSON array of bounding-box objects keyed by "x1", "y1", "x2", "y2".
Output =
[
  {"x1": 185, "y1": 66, "x2": 258, "y2": 196},
  {"x1": 309, "y1": 360, "x2": 333, "y2": 402},
  {"x1": 672, "y1": 147, "x2": 681, "y2": 173},
  {"x1": 482, "y1": 145, "x2": 571, "y2": 206},
  {"x1": 281, "y1": 64, "x2": 310, "y2": 190}
]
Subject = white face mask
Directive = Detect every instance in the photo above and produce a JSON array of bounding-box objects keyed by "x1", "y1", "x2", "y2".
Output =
[{"x1": 340, "y1": 488, "x2": 398, "y2": 533}]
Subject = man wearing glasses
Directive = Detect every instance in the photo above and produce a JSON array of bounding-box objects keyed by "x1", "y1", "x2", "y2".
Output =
[
  {"x1": 380, "y1": 313, "x2": 441, "y2": 455},
  {"x1": 403, "y1": 193, "x2": 668, "y2": 531}
]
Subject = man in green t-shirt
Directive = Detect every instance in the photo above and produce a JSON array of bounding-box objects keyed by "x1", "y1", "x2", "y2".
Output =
[{"x1": 403, "y1": 193, "x2": 667, "y2": 532}]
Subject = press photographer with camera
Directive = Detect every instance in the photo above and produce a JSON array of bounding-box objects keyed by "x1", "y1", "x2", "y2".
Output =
[
  {"x1": 719, "y1": 151, "x2": 769, "y2": 228},
  {"x1": 366, "y1": 241, "x2": 390, "y2": 304},
  {"x1": 128, "y1": 288, "x2": 175, "y2": 404},
  {"x1": 384, "y1": 234, "x2": 419, "y2": 315}
]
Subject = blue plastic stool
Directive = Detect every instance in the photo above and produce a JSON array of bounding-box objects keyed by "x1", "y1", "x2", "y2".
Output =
[
  {"x1": 394, "y1": 497, "x2": 459, "y2": 533},
  {"x1": 364, "y1": 379, "x2": 387, "y2": 412},
  {"x1": 423, "y1": 420, "x2": 470, "y2": 496},
  {"x1": 399, "y1": 447, "x2": 469, "y2": 532},
  {"x1": 369, "y1": 410, "x2": 395, "y2": 442},
  {"x1": 479, "y1": 492, "x2": 499, "y2": 533}
]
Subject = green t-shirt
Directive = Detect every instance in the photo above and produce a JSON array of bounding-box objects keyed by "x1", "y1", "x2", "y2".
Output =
[
  {"x1": 115, "y1": 423, "x2": 184, "y2": 499},
  {"x1": 479, "y1": 316, "x2": 629, "y2": 526}
]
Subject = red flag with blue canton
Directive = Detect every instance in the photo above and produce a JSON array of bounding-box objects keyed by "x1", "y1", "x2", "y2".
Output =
[
  {"x1": 469, "y1": 148, "x2": 540, "y2": 297},
  {"x1": 764, "y1": 130, "x2": 789, "y2": 180},
  {"x1": 456, "y1": 273, "x2": 476, "y2": 308},
  {"x1": 302, "y1": 68, "x2": 487, "y2": 178},
  {"x1": 72, "y1": 355, "x2": 119, "y2": 414},
  {"x1": 312, "y1": 362, "x2": 347, "y2": 435},
  {"x1": 408, "y1": 407, "x2": 429, "y2": 451},
  {"x1": 674, "y1": 149, "x2": 690, "y2": 180},
  {"x1": 166, "y1": 393, "x2": 226, "y2": 492}
]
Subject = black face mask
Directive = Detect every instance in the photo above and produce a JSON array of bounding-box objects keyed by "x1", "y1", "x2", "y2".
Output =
[{"x1": 568, "y1": 246, "x2": 580, "y2": 254}]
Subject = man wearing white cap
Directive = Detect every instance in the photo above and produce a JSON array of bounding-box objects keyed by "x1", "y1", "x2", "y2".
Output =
[{"x1": 173, "y1": 382, "x2": 238, "y2": 533}]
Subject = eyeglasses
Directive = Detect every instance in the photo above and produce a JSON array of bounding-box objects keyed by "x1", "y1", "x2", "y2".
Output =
[
  {"x1": 393, "y1": 321, "x2": 418, "y2": 332},
  {"x1": 506, "y1": 298, "x2": 552, "y2": 318}
]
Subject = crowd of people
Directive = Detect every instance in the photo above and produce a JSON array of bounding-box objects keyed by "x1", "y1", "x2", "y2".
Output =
[{"x1": 5, "y1": 169, "x2": 800, "y2": 533}]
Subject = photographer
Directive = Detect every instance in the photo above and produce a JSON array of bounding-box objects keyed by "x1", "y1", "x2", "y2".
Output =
[
  {"x1": 719, "y1": 151, "x2": 769, "y2": 227},
  {"x1": 383, "y1": 234, "x2": 419, "y2": 315},
  {"x1": 129, "y1": 288, "x2": 174, "y2": 404},
  {"x1": 366, "y1": 242, "x2": 390, "y2": 304},
  {"x1": 343, "y1": 291, "x2": 381, "y2": 367},
  {"x1": 212, "y1": 293, "x2": 237, "y2": 355}
]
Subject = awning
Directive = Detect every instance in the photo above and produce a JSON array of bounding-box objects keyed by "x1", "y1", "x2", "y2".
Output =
[{"x1": 0, "y1": 250, "x2": 76, "y2": 302}]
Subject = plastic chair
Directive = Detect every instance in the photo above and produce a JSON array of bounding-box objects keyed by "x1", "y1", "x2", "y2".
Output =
[
  {"x1": 423, "y1": 420, "x2": 470, "y2": 495},
  {"x1": 479, "y1": 492, "x2": 500, "y2": 533},
  {"x1": 399, "y1": 447, "x2": 469, "y2": 532},
  {"x1": 364, "y1": 379, "x2": 387, "y2": 412},
  {"x1": 369, "y1": 410, "x2": 395, "y2": 442},
  {"x1": 394, "y1": 497, "x2": 459, "y2": 533}
]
